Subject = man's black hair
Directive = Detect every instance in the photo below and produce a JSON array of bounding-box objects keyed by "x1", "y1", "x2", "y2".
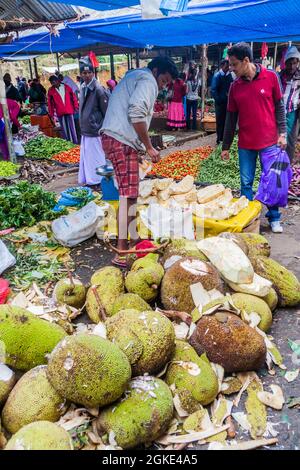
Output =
[
  {"x1": 228, "y1": 42, "x2": 253, "y2": 62},
  {"x1": 148, "y1": 57, "x2": 179, "y2": 79},
  {"x1": 49, "y1": 75, "x2": 59, "y2": 83}
]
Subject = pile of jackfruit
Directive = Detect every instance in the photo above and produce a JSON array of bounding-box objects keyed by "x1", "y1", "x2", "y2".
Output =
[{"x1": 0, "y1": 233, "x2": 299, "y2": 450}]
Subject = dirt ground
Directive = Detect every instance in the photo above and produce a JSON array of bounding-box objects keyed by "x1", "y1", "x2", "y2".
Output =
[{"x1": 48, "y1": 133, "x2": 300, "y2": 450}]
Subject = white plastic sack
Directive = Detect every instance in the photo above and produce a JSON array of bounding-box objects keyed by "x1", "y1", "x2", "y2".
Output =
[
  {"x1": 52, "y1": 202, "x2": 107, "y2": 247},
  {"x1": 197, "y1": 237, "x2": 254, "y2": 284},
  {"x1": 0, "y1": 240, "x2": 16, "y2": 275},
  {"x1": 140, "y1": 203, "x2": 195, "y2": 240}
]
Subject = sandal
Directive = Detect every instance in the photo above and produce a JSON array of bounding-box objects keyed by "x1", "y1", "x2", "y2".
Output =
[{"x1": 111, "y1": 255, "x2": 128, "y2": 268}]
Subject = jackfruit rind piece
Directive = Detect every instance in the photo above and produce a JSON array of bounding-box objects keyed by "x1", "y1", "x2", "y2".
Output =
[
  {"x1": 5, "y1": 421, "x2": 73, "y2": 450},
  {"x1": 0, "y1": 305, "x2": 67, "y2": 371},
  {"x1": 47, "y1": 333, "x2": 131, "y2": 408},
  {"x1": 227, "y1": 273, "x2": 272, "y2": 298},
  {"x1": 111, "y1": 294, "x2": 151, "y2": 316},
  {"x1": 106, "y1": 310, "x2": 175, "y2": 376},
  {"x1": 97, "y1": 376, "x2": 174, "y2": 449},
  {"x1": 161, "y1": 257, "x2": 224, "y2": 314},
  {"x1": 165, "y1": 341, "x2": 218, "y2": 409},
  {"x1": 245, "y1": 378, "x2": 267, "y2": 439},
  {"x1": 2, "y1": 365, "x2": 66, "y2": 434},
  {"x1": 252, "y1": 256, "x2": 300, "y2": 307}
]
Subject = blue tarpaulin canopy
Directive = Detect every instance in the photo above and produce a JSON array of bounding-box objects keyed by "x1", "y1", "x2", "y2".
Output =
[{"x1": 1, "y1": 0, "x2": 300, "y2": 58}]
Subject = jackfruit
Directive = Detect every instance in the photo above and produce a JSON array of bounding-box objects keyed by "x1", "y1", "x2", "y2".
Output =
[
  {"x1": 47, "y1": 333, "x2": 131, "y2": 408},
  {"x1": 5, "y1": 421, "x2": 73, "y2": 450},
  {"x1": 162, "y1": 239, "x2": 208, "y2": 267},
  {"x1": 252, "y1": 256, "x2": 300, "y2": 307},
  {"x1": 86, "y1": 266, "x2": 124, "y2": 322},
  {"x1": 231, "y1": 293, "x2": 273, "y2": 332},
  {"x1": 0, "y1": 364, "x2": 16, "y2": 405},
  {"x1": 125, "y1": 265, "x2": 164, "y2": 303},
  {"x1": 97, "y1": 376, "x2": 173, "y2": 449},
  {"x1": 161, "y1": 257, "x2": 224, "y2": 314},
  {"x1": 218, "y1": 232, "x2": 249, "y2": 255},
  {"x1": 106, "y1": 309, "x2": 175, "y2": 375},
  {"x1": 165, "y1": 340, "x2": 218, "y2": 411},
  {"x1": 189, "y1": 312, "x2": 267, "y2": 372},
  {"x1": 131, "y1": 253, "x2": 160, "y2": 271},
  {"x1": 2, "y1": 365, "x2": 67, "y2": 434},
  {"x1": 53, "y1": 278, "x2": 86, "y2": 309},
  {"x1": 239, "y1": 233, "x2": 271, "y2": 258},
  {"x1": 262, "y1": 288, "x2": 278, "y2": 312},
  {"x1": 111, "y1": 294, "x2": 151, "y2": 316},
  {"x1": 0, "y1": 305, "x2": 67, "y2": 371}
]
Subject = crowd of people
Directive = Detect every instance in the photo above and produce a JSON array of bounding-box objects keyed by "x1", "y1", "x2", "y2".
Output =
[{"x1": 1, "y1": 43, "x2": 300, "y2": 245}]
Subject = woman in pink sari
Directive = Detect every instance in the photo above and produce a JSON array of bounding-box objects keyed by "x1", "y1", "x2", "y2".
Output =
[{"x1": 0, "y1": 99, "x2": 20, "y2": 160}]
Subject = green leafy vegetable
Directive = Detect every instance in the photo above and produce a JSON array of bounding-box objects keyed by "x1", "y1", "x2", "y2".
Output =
[
  {"x1": 0, "y1": 181, "x2": 65, "y2": 230},
  {"x1": 198, "y1": 137, "x2": 261, "y2": 190},
  {"x1": 24, "y1": 136, "x2": 76, "y2": 160}
]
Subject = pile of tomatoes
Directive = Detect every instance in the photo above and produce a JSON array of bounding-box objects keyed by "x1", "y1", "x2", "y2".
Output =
[
  {"x1": 149, "y1": 146, "x2": 212, "y2": 180},
  {"x1": 52, "y1": 147, "x2": 80, "y2": 165}
]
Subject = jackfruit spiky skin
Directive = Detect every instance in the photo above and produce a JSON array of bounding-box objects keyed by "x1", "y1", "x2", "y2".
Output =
[
  {"x1": 0, "y1": 305, "x2": 67, "y2": 371},
  {"x1": 231, "y1": 293, "x2": 273, "y2": 332},
  {"x1": 97, "y1": 376, "x2": 173, "y2": 449},
  {"x1": 106, "y1": 310, "x2": 175, "y2": 376},
  {"x1": 252, "y1": 256, "x2": 300, "y2": 307},
  {"x1": 53, "y1": 278, "x2": 86, "y2": 309},
  {"x1": 0, "y1": 364, "x2": 16, "y2": 405},
  {"x1": 189, "y1": 312, "x2": 267, "y2": 372},
  {"x1": 165, "y1": 340, "x2": 218, "y2": 411},
  {"x1": 111, "y1": 294, "x2": 151, "y2": 316},
  {"x1": 125, "y1": 265, "x2": 164, "y2": 303},
  {"x1": 162, "y1": 239, "x2": 208, "y2": 265},
  {"x1": 86, "y1": 267, "x2": 125, "y2": 321},
  {"x1": 262, "y1": 288, "x2": 278, "y2": 312},
  {"x1": 5, "y1": 421, "x2": 74, "y2": 450},
  {"x1": 131, "y1": 253, "x2": 160, "y2": 271},
  {"x1": 47, "y1": 333, "x2": 131, "y2": 408},
  {"x1": 238, "y1": 233, "x2": 271, "y2": 258},
  {"x1": 161, "y1": 257, "x2": 224, "y2": 314},
  {"x1": 2, "y1": 365, "x2": 67, "y2": 434}
]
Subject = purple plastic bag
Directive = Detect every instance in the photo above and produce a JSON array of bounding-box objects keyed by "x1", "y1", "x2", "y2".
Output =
[{"x1": 255, "y1": 146, "x2": 292, "y2": 207}]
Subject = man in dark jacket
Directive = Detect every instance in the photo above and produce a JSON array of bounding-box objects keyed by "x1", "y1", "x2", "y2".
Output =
[
  {"x1": 3, "y1": 73, "x2": 22, "y2": 103},
  {"x1": 211, "y1": 60, "x2": 234, "y2": 144},
  {"x1": 78, "y1": 59, "x2": 109, "y2": 187}
]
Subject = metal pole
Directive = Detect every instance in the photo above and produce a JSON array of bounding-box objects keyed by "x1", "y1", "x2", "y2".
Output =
[
  {"x1": 127, "y1": 53, "x2": 130, "y2": 70},
  {"x1": 33, "y1": 58, "x2": 38, "y2": 78},
  {"x1": 274, "y1": 42, "x2": 278, "y2": 69},
  {"x1": 250, "y1": 42, "x2": 254, "y2": 52},
  {"x1": 56, "y1": 53, "x2": 60, "y2": 73},
  {"x1": 110, "y1": 52, "x2": 115, "y2": 79},
  {"x1": 136, "y1": 49, "x2": 140, "y2": 69},
  {"x1": 28, "y1": 59, "x2": 33, "y2": 79},
  {"x1": 201, "y1": 44, "x2": 208, "y2": 120},
  {"x1": 0, "y1": 64, "x2": 16, "y2": 163}
]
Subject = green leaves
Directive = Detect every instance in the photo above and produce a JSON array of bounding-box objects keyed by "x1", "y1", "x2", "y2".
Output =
[
  {"x1": 0, "y1": 181, "x2": 65, "y2": 230},
  {"x1": 24, "y1": 136, "x2": 76, "y2": 160}
]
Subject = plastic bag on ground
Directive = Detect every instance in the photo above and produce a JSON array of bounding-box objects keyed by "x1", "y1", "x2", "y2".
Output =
[
  {"x1": 0, "y1": 240, "x2": 16, "y2": 275},
  {"x1": 255, "y1": 147, "x2": 292, "y2": 207},
  {"x1": 52, "y1": 202, "x2": 107, "y2": 247}
]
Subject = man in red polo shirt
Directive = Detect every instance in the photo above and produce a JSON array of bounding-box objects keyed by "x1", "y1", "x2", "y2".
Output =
[{"x1": 221, "y1": 42, "x2": 287, "y2": 233}]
